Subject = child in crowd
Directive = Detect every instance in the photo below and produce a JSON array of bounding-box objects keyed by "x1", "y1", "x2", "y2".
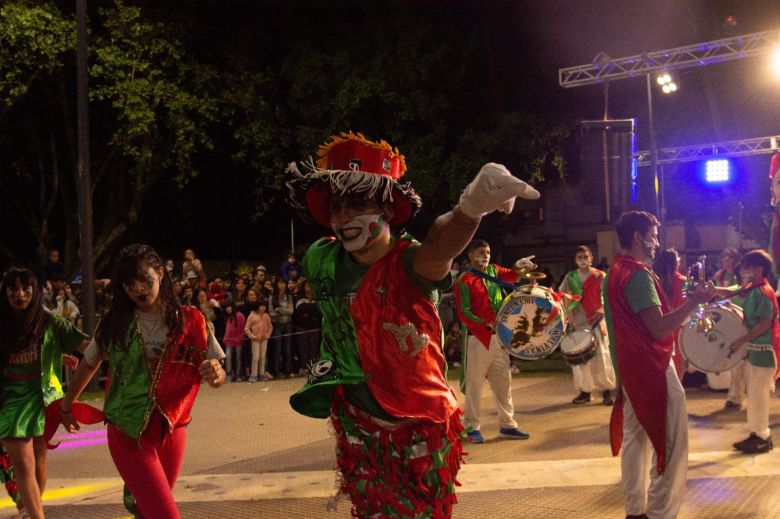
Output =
[
  {"x1": 222, "y1": 301, "x2": 246, "y2": 382},
  {"x1": 245, "y1": 299, "x2": 273, "y2": 382},
  {"x1": 719, "y1": 249, "x2": 780, "y2": 454},
  {"x1": 269, "y1": 278, "x2": 295, "y2": 378}
]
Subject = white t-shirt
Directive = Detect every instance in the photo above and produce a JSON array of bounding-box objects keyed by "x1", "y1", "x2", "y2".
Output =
[{"x1": 84, "y1": 310, "x2": 225, "y2": 366}]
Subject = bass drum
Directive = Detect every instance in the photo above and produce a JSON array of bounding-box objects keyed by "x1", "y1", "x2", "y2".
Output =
[
  {"x1": 678, "y1": 302, "x2": 746, "y2": 373},
  {"x1": 496, "y1": 285, "x2": 566, "y2": 360}
]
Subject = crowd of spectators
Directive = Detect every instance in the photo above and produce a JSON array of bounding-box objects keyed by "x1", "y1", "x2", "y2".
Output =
[{"x1": 36, "y1": 247, "x2": 321, "y2": 384}]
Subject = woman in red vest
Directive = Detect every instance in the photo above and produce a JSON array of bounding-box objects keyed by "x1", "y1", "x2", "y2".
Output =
[{"x1": 60, "y1": 244, "x2": 226, "y2": 519}]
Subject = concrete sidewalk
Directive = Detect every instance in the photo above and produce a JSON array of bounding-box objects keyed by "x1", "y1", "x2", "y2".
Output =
[{"x1": 3, "y1": 371, "x2": 780, "y2": 518}]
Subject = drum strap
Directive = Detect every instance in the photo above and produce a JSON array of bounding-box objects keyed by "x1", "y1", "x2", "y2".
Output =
[{"x1": 465, "y1": 268, "x2": 516, "y2": 292}]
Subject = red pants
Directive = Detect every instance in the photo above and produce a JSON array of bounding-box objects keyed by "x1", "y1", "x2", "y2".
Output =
[{"x1": 107, "y1": 411, "x2": 186, "y2": 519}]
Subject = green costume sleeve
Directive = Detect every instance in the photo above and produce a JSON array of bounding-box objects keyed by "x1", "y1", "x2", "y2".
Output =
[{"x1": 54, "y1": 316, "x2": 90, "y2": 354}]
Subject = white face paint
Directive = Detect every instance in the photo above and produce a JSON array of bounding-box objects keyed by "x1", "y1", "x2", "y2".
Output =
[
  {"x1": 576, "y1": 259, "x2": 590, "y2": 269},
  {"x1": 331, "y1": 213, "x2": 386, "y2": 252}
]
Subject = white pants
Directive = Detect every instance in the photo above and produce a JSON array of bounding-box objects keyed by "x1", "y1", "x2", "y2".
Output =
[
  {"x1": 250, "y1": 339, "x2": 268, "y2": 378},
  {"x1": 462, "y1": 334, "x2": 518, "y2": 431},
  {"x1": 622, "y1": 362, "x2": 688, "y2": 519},
  {"x1": 571, "y1": 328, "x2": 616, "y2": 393},
  {"x1": 746, "y1": 362, "x2": 774, "y2": 440},
  {"x1": 726, "y1": 359, "x2": 747, "y2": 404}
]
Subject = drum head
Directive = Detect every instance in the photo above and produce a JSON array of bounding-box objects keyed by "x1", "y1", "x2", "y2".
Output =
[
  {"x1": 496, "y1": 286, "x2": 566, "y2": 360},
  {"x1": 679, "y1": 303, "x2": 746, "y2": 373},
  {"x1": 560, "y1": 329, "x2": 597, "y2": 365}
]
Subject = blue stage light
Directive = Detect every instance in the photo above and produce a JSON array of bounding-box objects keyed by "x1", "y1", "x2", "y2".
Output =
[{"x1": 705, "y1": 159, "x2": 730, "y2": 183}]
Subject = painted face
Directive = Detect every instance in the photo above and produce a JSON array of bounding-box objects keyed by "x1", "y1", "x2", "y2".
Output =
[
  {"x1": 329, "y1": 195, "x2": 390, "y2": 252},
  {"x1": 331, "y1": 213, "x2": 387, "y2": 252},
  {"x1": 6, "y1": 281, "x2": 34, "y2": 311},
  {"x1": 468, "y1": 246, "x2": 491, "y2": 269},
  {"x1": 123, "y1": 267, "x2": 162, "y2": 310},
  {"x1": 637, "y1": 227, "x2": 660, "y2": 263},
  {"x1": 575, "y1": 252, "x2": 592, "y2": 269}
]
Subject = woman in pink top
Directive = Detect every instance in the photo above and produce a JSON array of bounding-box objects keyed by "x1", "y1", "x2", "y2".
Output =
[
  {"x1": 222, "y1": 301, "x2": 246, "y2": 382},
  {"x1": 245, "y1": 299, "x2": 273, "y2": 382}
]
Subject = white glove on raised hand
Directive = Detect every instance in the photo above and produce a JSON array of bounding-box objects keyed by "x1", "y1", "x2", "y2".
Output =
[
  {"x1": 514, "y1": 255, "x2": 537, "y2": 271},
  {"x1": 457, "y1": 163, "x2": 540, "y2": 219}
]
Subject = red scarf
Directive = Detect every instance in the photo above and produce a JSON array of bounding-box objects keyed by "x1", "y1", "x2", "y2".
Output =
[{"x1": 607, "y1": 254, "x2": 673, "y2": 474}]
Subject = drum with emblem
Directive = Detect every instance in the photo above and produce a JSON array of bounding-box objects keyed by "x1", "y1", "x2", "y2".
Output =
[
  {"x1": 495, "y1": 285, "x2": 566, "y2": 360},
  {"x1": 559, "y1": 328, "x2": 598, "y2": 366},
  {"x1": 678, "y1": 302, "x2": 746, "y2": 373}
]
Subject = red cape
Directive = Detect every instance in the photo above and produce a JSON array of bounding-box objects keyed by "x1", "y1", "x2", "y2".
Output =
[{"x1": 607, "y1": 254, "x2": 673, "y2": 474}]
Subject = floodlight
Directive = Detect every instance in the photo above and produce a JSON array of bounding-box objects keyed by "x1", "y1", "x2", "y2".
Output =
[
  {"x1": 772, "y1": 46, "x2": 780, "y2": 78},
  {"x1": 705, "y1": 159, "x2": 730, "y2": 183}
]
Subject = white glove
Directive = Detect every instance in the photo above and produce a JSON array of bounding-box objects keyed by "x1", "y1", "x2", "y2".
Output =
[
  {"x1": 514, "y1": 255, "x2": 537, "y2": 271},
  {"x1": 457, "y1": 163, "x2": 540, "y2": 219}
]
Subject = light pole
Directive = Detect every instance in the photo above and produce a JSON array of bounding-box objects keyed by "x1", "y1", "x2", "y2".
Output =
[{"x1": 646, "y1": 73, "x2": 660, "y2": 218}]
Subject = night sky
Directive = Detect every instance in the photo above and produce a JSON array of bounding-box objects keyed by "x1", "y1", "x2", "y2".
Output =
[{"x1": 4, "y1": 0, "x2": 780, "y2": 273}]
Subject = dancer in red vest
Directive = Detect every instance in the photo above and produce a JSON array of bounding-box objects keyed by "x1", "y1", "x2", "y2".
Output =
[
  {"x1": 286, "y1": 131, "x2": 540, "y2": 518},
  {"x1": 603, "y1": 211, "x2": 713, "y2": 519},
  {"x1": 559, "y1": 245, "x2": 616, "y2": 405},
  {"x1": 60, "y1": 244, "x2": 226, "y2": 519}
]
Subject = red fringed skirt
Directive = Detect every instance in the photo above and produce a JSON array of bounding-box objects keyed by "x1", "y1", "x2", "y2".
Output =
[{"x1": 330, "y1": 388, "x2": 466, "y2": 519}]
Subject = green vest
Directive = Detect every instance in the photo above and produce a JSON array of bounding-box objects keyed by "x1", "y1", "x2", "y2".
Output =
[
  {"x1": 103, "y1": 322, "x2": 156, "y2": 441},
  {"x1": 289, "y1": 238, "x2": 366, "y2": 418},
  {"x1": 41, "y1": 316, "x2": 89, "y2": 406}
]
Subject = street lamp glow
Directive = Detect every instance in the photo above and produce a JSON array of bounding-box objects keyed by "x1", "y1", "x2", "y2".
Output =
[
  {"x1": 656, "y1": 73, "x2": 672, "y2": 85},
  {"x1": 772, "y1": 46, "x2": 780, "y2": 78}
]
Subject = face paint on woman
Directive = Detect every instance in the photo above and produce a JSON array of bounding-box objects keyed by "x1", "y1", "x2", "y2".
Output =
[{"x1": 331, "y1": 214, "x2": 387, "y2": 252}]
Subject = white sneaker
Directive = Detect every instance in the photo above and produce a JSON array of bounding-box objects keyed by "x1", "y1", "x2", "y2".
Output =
[{"x1": 19, "y1": 509, "x2": 31, "y2": 519}]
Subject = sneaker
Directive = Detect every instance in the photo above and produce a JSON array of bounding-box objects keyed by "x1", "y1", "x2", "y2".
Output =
[
  {"x1": 602, "y1": 390, "x2": 615, "y2": 406},
  {"x1": 451, "y1": 361, "x2": 461, "y2": 368},
  {"x1": 724, "y1": 400, "x2": 741, "y2": 409},
  {"x1": 734, "y1": 433, "x2": 773, "y2": 454},
  {"x1": 510, "y1": 365, "x2": 520, "y2": 374},
  {"x1": 248, "y1": 376, "x2": 259, "y2": 383},
  {"x1": 572, "y1": 391, "x2": 592, "y2": 404},
  {"x1": 18, "y1": 509, "x2": 30, "y2": 519},
  {"x1": 265, "y1": 373, "x2": 274, "y2": 380},
  {"x1": 499, "y1": 427, "x2": 531, "y2": 440},
  {"x1": 259, "y1": 374, "x2": 269, "y2": 381},
  {"x1": 467, "y1": 430, "x2": 485, "y2": 443}
]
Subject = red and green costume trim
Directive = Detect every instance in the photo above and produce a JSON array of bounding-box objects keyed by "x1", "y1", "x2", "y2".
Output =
[
  {"x1": 331, "y1": 387, "x2": 465, "y2": 519},
  {"x1": 605, "y1": 254, "x2": 673, "y2": 474},
  {"x1": 454, "y1": 265, "x2": 519, "y2": 348},
  {"x1": 103, "y1": 306, "x2": 208, "y2": 441},
  {"x1": 562, "y1": 268, "x2": 605, "y2": 324}
]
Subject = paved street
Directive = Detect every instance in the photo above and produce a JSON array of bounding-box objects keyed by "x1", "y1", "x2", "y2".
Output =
[{"x1": 2, "y1": 368, "x2": 780, "y2": 518}]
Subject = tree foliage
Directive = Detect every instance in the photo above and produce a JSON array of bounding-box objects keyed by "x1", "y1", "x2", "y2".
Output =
[{"x1": 0, "y1": 0, "x2": 570, "y2": 272}]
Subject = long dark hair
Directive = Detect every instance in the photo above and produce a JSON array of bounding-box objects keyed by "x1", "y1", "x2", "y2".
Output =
[
  {"x1": 0, "y1": 268, "x2": 51, "y2": 401},
  {"x1": 653, "y1": 248, "x2": 680, "y2": 297},
  {"x1": 95, "y1": 244, "x2": 182, "y2": 352}
]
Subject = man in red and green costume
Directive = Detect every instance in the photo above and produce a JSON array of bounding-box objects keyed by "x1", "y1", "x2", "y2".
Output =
[
  {"x1": 454, "y1": 239, "x2": 532, "y2": 444},
  {"x1": 603, "y1": 211, "x2": 713, "y2": 519},
  {"x1": 286, "y1": 131, "x2": 540, "y2": 518},
  {"x1": 719, "y1": 249, "x2": 780, "y2": 454},
  {"x1": 559, "y1": 245, "x2": 616, "y2": 405}
]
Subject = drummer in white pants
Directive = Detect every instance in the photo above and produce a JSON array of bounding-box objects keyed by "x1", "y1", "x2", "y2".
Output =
[
  {"x1": 454, "y1": 239, "x2": 531, "y2": 444},
  {"x1": 559, "y1": 246, "x2": 616, "y2": 405}
]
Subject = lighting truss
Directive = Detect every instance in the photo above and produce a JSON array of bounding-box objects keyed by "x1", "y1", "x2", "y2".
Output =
[
  {"x1": 559, "y1": 29, "x2": 780, "y2": 88},
  {"x1": 635, "y1": 135, "x2": 780, "y2": 166}
]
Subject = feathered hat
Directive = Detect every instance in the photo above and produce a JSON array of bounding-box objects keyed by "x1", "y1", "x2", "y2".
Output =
[{"x1": 286, "y1": 132, "x2": 422, "y2": 229}]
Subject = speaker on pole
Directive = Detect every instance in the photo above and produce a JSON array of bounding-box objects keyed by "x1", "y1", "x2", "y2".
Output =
[{"x1": 579, "y1": 119, "x2": 636, "y2": 223}]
